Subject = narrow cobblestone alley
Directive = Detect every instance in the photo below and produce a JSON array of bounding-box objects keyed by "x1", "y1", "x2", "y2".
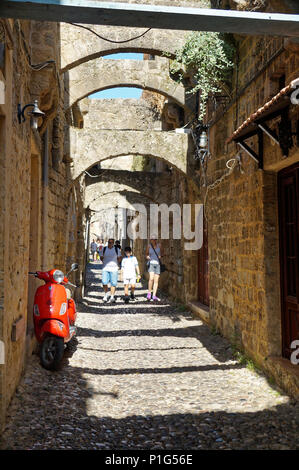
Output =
[{"x1": 0, "y1": 263, "x2": 298, "y2": 450}]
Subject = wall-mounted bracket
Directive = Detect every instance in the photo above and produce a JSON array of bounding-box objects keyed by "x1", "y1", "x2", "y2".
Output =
[
  {"x1": 258, "y1": 123, "x2": 280, "y2": 145},
  {"x1": 237, "y1": 129, "x2": 264, "y2": 169},
  {"x1": 237, "y1": 142, "x2": 259, "y2": 164}
]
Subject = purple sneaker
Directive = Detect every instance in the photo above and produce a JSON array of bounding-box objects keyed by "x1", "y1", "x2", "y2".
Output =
[
  {"x1": 152, "y1": 296, "x2": 161, "y2": 302},
  {"x1": 147, "y1": 292, "x2": 152, "y2": 301}
]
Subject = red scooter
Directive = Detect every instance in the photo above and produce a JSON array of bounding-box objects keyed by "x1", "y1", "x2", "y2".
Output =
[{"x1": 29, "y1": 263, "x2": 79, "y2": 370}]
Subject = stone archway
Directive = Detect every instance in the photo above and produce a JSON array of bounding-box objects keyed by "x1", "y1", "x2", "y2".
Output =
[
  {"x1": 70, "y1": 129, "x2": 190, "y2": 180},
  {"x1": 86, "y1": 169, "x2": 170, "y2": 194},
  {"x1": 64, "y1": 57, "x2": 186, "y2": 110},
  {"x1": 60, "y1": 24, "x2": 189, "y2": 73},
  {"x1": 88, "y1": 190, "x2": 154, "y2": 210},
  {"x1": 84, "y1": 169, "x2": 181, "y2": 213}
]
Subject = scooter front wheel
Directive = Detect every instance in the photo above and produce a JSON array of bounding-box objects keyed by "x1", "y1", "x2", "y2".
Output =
[{"x1": 40, "y1": 335, "x2": 64, "y2": 371}]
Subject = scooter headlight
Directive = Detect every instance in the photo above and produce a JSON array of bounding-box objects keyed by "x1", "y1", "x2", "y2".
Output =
[{"x1": 53, "y1": 270, "x2": 64, "y2": 284}]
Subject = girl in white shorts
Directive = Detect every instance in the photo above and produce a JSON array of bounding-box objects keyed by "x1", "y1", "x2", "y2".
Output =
[{"x1": 121, "y1": 246, "x2": 140, "y2": 303}]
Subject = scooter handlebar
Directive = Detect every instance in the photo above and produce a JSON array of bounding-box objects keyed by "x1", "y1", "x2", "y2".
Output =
[
  {"x1": 65, "y1": 281, "x2": 78, "y2": 289},
  {"x1": 28, "y1": 271, "x2": 79, "y2": 287}
]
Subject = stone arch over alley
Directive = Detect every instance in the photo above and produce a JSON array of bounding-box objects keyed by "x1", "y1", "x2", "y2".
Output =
[
  {"x1": 86, "y1": 178, "x2": 159, "y2": 206},
  {"x1": 89, "y1": 191, "x2": 154, "y2": 209},
  {"x1": 60, "y1": 24, "x2": 190, "y2": 73},
  {"x1": 84, "y1": 169, "x2": 201, "y2": 211},
  {"x1": 85, "y1": 170, "x2": 174, "y2": 202},
  {"x1": 64, "y1": 57, "x2": 188, "y2": 111},
  {"x1": 69, "y1": 129, "x2": 191, "y2": 180}
]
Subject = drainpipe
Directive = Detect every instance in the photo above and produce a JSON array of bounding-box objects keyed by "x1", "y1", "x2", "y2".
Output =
[{"x1": 42, "y1": 127, "x2": 49, "y2": 270}]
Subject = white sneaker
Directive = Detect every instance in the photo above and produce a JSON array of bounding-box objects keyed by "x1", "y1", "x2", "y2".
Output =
[
  {"x1": 103, "y1": 293, "x2": 109, "y2": 303},
  {"x1": 108, "y1": 296, "x2": 116, "y2": 304}
]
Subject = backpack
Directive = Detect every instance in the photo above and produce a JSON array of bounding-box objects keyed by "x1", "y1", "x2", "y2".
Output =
[
  {"x1": 103, "y1": 246, "x2": 119, "y2": 256},
  {"x1": 103, "y1": 245, "x2": 121, "y2": 268}
]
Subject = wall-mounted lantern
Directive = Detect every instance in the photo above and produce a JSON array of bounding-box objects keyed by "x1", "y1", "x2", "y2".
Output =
[
  {"x1": 191, "y1": 122, "x2": 211, "y2": 187},
  {"x1": 17, "y1": 99, "x2": 44, "y2": 130},
  {"x1": 199, "y1": 130, "x2": 208, "y2": 150},
  {"x1": 193, "y1": 123, "x2": 210, "y2": 162}
]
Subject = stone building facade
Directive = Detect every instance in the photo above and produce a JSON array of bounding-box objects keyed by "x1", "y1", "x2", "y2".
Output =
[
  {"x1": 0, "y1": 19, "x2": 78, "y2": 429},
  {"x1": 192, "y1": 0, "x2": 299, "y2": 397}
]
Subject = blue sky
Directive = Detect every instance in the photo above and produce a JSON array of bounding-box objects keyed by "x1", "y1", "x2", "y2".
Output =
[{"x1": 89, "y1": 53, "x2": 143, "y2": 100}]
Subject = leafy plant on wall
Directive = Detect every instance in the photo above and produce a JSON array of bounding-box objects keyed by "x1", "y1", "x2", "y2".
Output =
[{"x1": 170, "y1": 32, "x2": 235, "y2": 119}]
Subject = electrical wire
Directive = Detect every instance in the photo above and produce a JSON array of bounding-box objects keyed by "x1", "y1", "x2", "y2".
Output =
[
  {"x1": 68, "y1": 22, "x2": 152, "y2": 44},
  {"x1": 15, "y1": 20, "x2": 56, "y2": 71},
  {"x1": 203, "y1": 155, "x2": 243, "y2": 222}
]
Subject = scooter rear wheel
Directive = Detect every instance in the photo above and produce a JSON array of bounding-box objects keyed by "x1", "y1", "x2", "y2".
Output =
[{"x1": 40, "y1": 335, "x2": 64, "y2": 370}]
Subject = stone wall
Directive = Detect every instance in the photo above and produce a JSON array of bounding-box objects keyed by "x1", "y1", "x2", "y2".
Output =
[
  {"x1": 80, "y1": 98, "x2": 162, "y2": 130},
  {"x1": 0, "y1": 19, "x2": 76, "y2": 430},
  {"x1": 0, "y1": 19, "x2": 35, "y2": 430},
  {"x1": 198, "y1": 31, "x2": 299, "y2": 396}
]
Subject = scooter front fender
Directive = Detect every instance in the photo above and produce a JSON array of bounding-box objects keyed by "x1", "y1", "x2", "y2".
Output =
[{"x1": 40, "y1": 319, "x2": 68, "y2": 341}]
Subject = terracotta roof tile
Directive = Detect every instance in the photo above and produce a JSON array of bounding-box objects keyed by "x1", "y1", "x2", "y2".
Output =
[{"x1": 227, "y1": 77, "x2": 299, "y2": 144}]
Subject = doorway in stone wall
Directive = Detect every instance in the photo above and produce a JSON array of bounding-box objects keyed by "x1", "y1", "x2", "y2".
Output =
[
  {"x1": 27, "y1": 154, "x2": 41, "y2": 341},
  {"x1": 198, "y1": 215, "x2": 209, "y2": 306},
  {"x1": 278, "y1": 162, "x2": 299, "y2": 359}
]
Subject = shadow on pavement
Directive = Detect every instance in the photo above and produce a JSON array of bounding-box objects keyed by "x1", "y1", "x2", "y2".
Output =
[{"x1": 1, "y1": 356, "x2": 298, "y2": 450}]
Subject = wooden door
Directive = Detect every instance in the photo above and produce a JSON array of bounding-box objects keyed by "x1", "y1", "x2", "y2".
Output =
[
  {"x1": 198, "y1": 216, "x2": 209, "y2": 306},
  {"x1": 278, "y1": 163, "x2": 299, "y2": 359}
]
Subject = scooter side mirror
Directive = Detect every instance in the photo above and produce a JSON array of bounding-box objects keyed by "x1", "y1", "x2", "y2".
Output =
[{"x1": 66, "y1": 263, "x2": 79, "y2": 277}]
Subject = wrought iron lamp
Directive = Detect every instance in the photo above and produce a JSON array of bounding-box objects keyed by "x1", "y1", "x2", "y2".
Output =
[
  {"x1": 199, "y1": 130, "x2": 208, "y2": 152},
  {"x1": 17, "y1": 99, "x2": 45, "y2": 130},
  {"x1": 191, "y1": 122, "x2": 211, "y2": 187},
  {"x1": 193, "y1": 123, "x2": 210, "y2": 162}
]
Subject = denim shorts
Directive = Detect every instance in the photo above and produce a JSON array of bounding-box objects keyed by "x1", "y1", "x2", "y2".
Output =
[
  {"x1": 148, "y1": 262, "x2": 160, "y2": 275},
  {"x1": 102, "y1": 270, "x2": 118, "y2": 286}
]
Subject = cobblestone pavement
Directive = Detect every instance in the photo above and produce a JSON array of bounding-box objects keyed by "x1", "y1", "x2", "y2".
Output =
[{"x1": 1, "y1": 262, "x2": 298, "y2": 450}]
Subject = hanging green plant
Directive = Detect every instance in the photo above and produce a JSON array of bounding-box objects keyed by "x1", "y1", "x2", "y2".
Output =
[{"x1": 170, "y1": 32, "x2": 235, "y2": 119}]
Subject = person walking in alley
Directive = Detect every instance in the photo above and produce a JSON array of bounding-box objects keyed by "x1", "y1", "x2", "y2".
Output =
[
  {"x1": 121, "y1": 246, "x2": 140, "y2": 303},
  {"x1": 90, "y1": 239, "x2": 98, "y2": 262},
  {"x1": 100, "y1": 237, "x2": 122, "y2": 303},
  {"x1": 115, "y1": 240, "x2": 122, "y2": 252},
  {"x1": 146, "y1": 234, "x2": 163, "y2": 302},
  {"x1": 96, "y1": 238, "x2": 103, "y2": 261},
  {"x1": 115, "y1": 240, "x2": 123, "y2": 268}
]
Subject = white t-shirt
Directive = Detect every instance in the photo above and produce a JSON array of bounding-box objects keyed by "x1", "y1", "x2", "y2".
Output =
[
  {"x1": 121, "y1": 256, "x2": 138, "y2": 279},
  {"x1": 101, "y1": 246, "x2": 121, "y2": 272}
]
